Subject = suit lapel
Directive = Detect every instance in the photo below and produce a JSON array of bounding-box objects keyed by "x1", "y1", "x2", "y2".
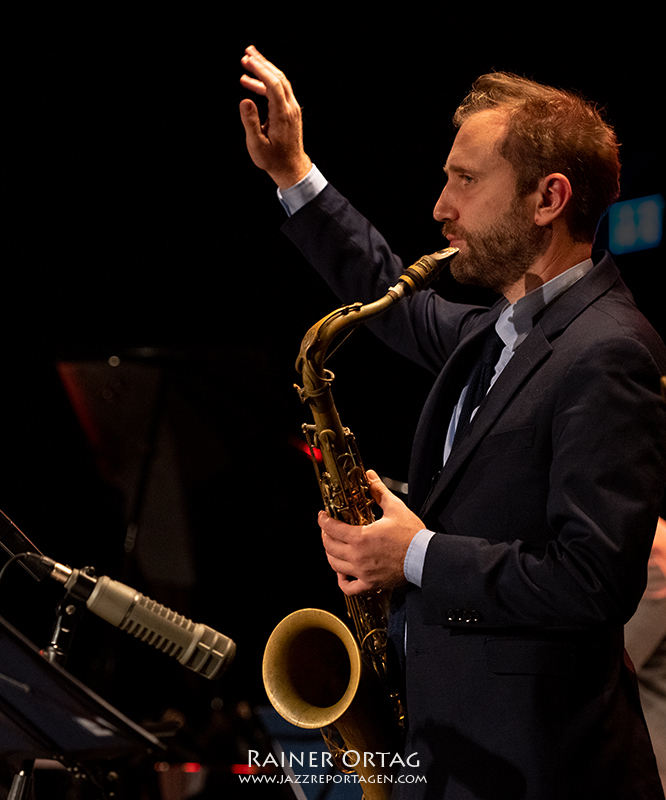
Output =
[
  {"x1": 408, "y1": 310, "x2": 502, "y2": 512},
  {"x1": 419, "y1": 326, "x2": 552, "y2": 519},
  {"x1": 415, "y1": 252, "x2": 622, "y2": 521}
]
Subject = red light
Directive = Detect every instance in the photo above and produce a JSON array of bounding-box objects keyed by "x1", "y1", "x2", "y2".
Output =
[
  {"x1": 154, "y1": 763, "x2": 203, "y2": 774},
  {"x1": 288, "y1": 435, "x2": 322, "y2": 462}
]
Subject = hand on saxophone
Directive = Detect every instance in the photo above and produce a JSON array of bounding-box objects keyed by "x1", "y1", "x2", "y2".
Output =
[
  {"x1": 319, "y1": 470, "x2": 425, "y2": 595},
  {"x1": 239, "y1": 45, "x2": 313, "y2": 189}
]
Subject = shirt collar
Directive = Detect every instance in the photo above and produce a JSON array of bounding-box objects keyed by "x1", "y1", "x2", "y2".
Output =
[{"x1": 496, "y1": 258, "x2": 594, "y2": 352}]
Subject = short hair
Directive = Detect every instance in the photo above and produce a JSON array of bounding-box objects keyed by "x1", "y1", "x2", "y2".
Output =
[{"x1": 453, "y1": 72, "x2": 620, "y2": 243}]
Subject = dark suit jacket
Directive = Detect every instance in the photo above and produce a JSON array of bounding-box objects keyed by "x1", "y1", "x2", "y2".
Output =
[{"x1": 283, "y1": 183, "x2": 666, "y2": 799}]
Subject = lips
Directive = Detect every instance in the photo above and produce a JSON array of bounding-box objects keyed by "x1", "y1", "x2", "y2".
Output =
[{"x1": 442, "y1": 224, "x2": 463, "y2": 244}]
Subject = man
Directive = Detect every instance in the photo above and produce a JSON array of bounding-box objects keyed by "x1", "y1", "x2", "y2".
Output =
[
  {"x1": 625, "y1": 518, "x2": 666, "y2": 792},
  {"x1": 240, "y1": 46, "x2": 666, "y2": 798}
]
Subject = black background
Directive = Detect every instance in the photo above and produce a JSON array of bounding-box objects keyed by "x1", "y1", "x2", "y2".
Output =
[{"x1": 1, "y1": 2, "x2": 663, "y2": 752}]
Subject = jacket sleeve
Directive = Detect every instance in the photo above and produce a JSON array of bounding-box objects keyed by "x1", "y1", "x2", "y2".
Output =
[
  {"x1": 420, "y1": 331, "x2": 666, "y2": 629},
  {"x1": 282, "y1": 183, "x2": 485, "y2": 375}
]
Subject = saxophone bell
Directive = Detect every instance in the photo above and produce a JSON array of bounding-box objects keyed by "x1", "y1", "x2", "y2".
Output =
[{"x1": 263, "y1": 608, "x2": 400, "y2": 799}]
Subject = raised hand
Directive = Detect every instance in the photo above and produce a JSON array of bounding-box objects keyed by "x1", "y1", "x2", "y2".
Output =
[{"x1": 239, "y1": 46, "x2": 313, "y2": 189}]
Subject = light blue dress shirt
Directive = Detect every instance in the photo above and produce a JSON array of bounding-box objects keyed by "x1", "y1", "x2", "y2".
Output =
[{"x1": 278, "y1": 164, "x2": 328, "y2": 215}]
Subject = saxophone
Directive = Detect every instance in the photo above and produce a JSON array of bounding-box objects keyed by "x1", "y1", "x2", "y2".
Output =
[{"x1": 262, "y1": 247, "x2": 458, "y2": 799}]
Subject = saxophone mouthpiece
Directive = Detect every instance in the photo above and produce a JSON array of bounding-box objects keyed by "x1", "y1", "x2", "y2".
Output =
[
  {"x1": 435, "y1": 246, "x2": 460, "y2": 259},
  {"x1": 399, "y1": 246, "x2": 459, "y2": 294}
]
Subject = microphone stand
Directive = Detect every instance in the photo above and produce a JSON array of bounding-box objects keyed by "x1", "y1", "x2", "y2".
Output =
[
  {"x1": 0, "y1": 505, "x2": 98, "y2": 669},
  {"x1": 1, "y1": 511, "x2": 128, "y2": 799},
  {"x1": 3, "y1": 536, "x2": 109, "y2": 800}
]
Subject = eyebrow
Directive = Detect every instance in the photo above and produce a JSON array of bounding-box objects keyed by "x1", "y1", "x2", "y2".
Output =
[{"x1": 444, "y1": 163, "x2": 475, "y2": 178}]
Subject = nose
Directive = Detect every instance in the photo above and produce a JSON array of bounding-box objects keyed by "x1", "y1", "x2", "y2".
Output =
[{"x1": 433, "y1": 184, "x2": 456, "y2": 222}]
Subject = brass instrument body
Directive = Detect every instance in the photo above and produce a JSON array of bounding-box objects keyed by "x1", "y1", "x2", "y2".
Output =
[
  {"x1": 263, "y1": 248, "x2": 458, "y2": 799},
  {"x1": 263, "y1": 608, "x2": 400, "y2": 789},
  {"x1": 294, "y1": 248, "x2": 459, "y2": 670}
]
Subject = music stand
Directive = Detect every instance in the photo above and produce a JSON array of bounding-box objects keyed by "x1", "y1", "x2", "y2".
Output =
[{"x1": 0, "y1": 613, "x2": 164, "y2": 797}]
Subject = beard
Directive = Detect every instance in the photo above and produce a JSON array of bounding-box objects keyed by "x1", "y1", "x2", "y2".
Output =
[{"x1": 443, "y1": 196, "x2": 548, "y2": 294}]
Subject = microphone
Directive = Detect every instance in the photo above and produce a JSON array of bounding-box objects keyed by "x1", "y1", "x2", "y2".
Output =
[{"x1": 29, "y1": 555, "x2": 236, "y2": 680}]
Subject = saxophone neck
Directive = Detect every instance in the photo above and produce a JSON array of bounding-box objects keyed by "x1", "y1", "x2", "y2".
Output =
[{"x1": 295, "y1": 246, "x2": 459, "y2": 405}]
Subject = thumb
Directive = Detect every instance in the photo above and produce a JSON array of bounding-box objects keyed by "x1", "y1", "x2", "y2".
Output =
[
  {"x1": 366, "y1": 469, "x2": 394, "y2": 508},
  {"x1": 239, "y1": 98, "x2": 262, "y2": 136}
]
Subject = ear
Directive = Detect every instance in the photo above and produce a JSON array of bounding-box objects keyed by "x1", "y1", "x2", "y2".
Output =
[{"x1": 533, "y1": 173, "x2": 572, "y2": 227}]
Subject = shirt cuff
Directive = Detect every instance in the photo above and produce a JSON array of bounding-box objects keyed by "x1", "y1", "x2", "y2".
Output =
[
  {"x1": 404, "y1": 529, "x2": 436, "y2": 587},
  {"x1": 277, "y1": 164, "x2": 328, "y2": 217}
]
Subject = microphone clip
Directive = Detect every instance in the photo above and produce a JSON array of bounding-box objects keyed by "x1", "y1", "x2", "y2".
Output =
[{"x1": 45, "y1": 565, "x2": 97, "y2": 667}]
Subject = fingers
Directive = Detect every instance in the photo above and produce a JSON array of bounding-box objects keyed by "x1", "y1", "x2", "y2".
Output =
[
  {"x1": 337, "y1": 572, "x2": 371, "y2": 596},
  {"x1": 318, "y1": 512, "x2": 363, "y2": 588},
  {"x1": 319, "y1": 514, "x2": 385, "y2": 594},
  {"x1": 320, "y1": 526, "x2": 355, "y2": 565},
  {"x1": 239, "y1": 75, "x2": 269, "y2": 97},
  {"x1": 240, "y1": 45, "x2": 295, "y2": 106},
  {"x1": 318, "y1": 510, "x2": 355, "y2": 543}
]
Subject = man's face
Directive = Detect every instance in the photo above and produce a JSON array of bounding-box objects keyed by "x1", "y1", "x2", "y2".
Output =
[{"x1": 434, "y1": 109, "x2": 547, "y2": 295}]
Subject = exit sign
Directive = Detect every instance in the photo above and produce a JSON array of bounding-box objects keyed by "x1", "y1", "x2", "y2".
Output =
[{"x1": 609, "y1": 194, "x2": 664, "y2": 255}]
